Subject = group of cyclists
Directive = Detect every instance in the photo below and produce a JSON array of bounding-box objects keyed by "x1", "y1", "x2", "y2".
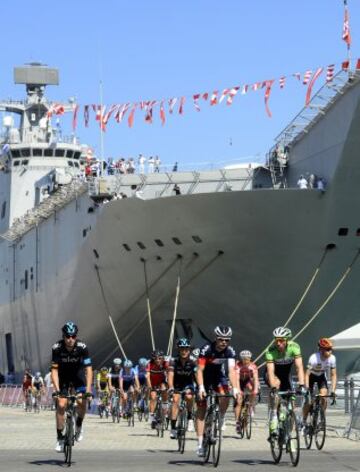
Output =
[
  {"x1": 46, "y1": 320, "x2": 337, "y2": 458},
  {"x1": 22, "y1": 370, "x2": 47, "y2": 411}
]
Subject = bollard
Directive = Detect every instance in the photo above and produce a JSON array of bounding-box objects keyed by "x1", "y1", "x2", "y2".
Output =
[
  {"x1": 344, "y1": 378, "x2": 349, "y2": 414},
  {"x1": 350, "y1": 378, "x2": 355, "y2": 413}
]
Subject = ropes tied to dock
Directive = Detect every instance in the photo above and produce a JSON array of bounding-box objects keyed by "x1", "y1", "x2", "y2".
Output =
[
  {"x1": 256, "y1": 249, "x2": 360, "y2": 369},
  {"x1": 142, "y1": 258, "x2": 156, "y2": 351},
  {"x1": 254, "y1": 249, "x2": 328, "y2": 364},
  {"x1": 94, "y1": 264, "x2": 127, "y2": 359},
  {"x1": 167, "y1": 256, "x2": 183, "y2": 357}
]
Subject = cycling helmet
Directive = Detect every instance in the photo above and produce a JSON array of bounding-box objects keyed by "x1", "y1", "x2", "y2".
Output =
[
  {"x1": 35, "y1": 371, "x2": 41, "y2": 378},
  {"x1": 273, "y1": 327, "x2": 292, "y2": 339},
  {"x1": 214, "y1": 325, "x2": 232, "y2": 339},
  {"x1": 100, "y1": 366, "x2": 108, "y2": 372},
  {"x1": 113, "y1": 358, "x2": 122, "y2": 366},
  {"x1": 177, "y1": 337, "x2": 191, "y2": 348},
  {"x1": 151, "y1": 349, "x2": 164, "y2": 359},
  {"x1": 318, "y1": 338, "x2": 333, "y2": 349},
  {"x1": 138, "y1": 357, "x2": 148, "y2": 367},
  {"x1": 239, "y1": 350, "x2": 252, "y2": 359},
  {"x1": 124, "y1": 359, "x2": 133, "y2": 368},
  {"x1": 62, "y1": 321, "x2": 78, "y2": 336}
]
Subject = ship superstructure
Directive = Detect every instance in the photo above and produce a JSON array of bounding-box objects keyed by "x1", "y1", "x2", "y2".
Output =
[{"x1": 1, "y1": 64, "x2": 360, "y2": 378}]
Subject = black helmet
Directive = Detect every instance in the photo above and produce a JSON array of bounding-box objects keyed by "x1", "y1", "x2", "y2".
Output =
[
  {"x1": 177, "y1": 338, "x2": 191, "y2": 348},
  {"x1": 62, "y1": 321, "x2": 78, "y2": 336},
  {"x1": 151, "y1": 349, "x2": 164, "y2": 359}
]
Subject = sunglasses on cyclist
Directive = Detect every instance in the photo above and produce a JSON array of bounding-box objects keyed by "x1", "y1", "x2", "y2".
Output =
[
  {"x1": 275, "y1": 338, "x2": 287, "y2": 343},
  {"x1": 64, "y1": 334, "x2": 77, "y2": 339},
  {"x1": 217, "y1": 338, "x2": 231, "y2": 343},
  {"x1": 320, "y1": 347, "x2": 332, "y2": 352}
]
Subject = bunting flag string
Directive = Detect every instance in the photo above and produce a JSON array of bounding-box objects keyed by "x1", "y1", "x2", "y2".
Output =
[{"x1": 78, "y1": 58, "x2": 360, "y2": 129}]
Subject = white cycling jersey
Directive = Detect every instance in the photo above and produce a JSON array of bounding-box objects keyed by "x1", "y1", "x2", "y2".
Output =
[{"x1": 307, "y1": 352, "x2": 336, "y2": 377}]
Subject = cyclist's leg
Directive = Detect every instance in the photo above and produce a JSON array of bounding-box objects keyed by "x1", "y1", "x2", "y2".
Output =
[
  {"x1": 185, "y1": 387, "x2": 194, "y2": 417},
  {"x1": 303, "y1": 375, "x2": 315, "y2": 422},
  {"x1": 196, "y1": 398, "x2": 206, "y2": 449},
  {"x1": 266, "y1": 374, "x2": 281, "y2": 434},
  {"x1": 149, "y1": 389, "x2": 157, "y2": 414},
  {"x1": 171, "y1": 392, "x2": 180, "y2": 421}
]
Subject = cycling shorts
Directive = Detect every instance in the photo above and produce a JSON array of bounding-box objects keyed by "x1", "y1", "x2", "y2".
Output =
[{"x1": 309, "y1": 373, "x2": 328, "y2": 392}]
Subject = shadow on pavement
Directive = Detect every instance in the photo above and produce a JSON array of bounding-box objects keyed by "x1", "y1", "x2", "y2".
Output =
[
  {"x1": 232, "y1": 458, "x2": 275, "y2": 465},
  {"x1": 29, "y1": 458, "x2": 67, "y2": 467}
]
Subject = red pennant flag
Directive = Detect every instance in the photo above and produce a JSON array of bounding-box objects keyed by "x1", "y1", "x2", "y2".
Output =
[
  {"x1": 264, "y1": 80, "x2": 274, "y2": 118},
  {"x1": 241, "y1": 84, "x2": 249, "y2": 95},
  {"x1": 326, "y1": 64, "x2": 335, "y2": 82},
  {"x1": 84, "y1": 105, "x2": 89, "y2": 127},
  {"x1": 168, "y1": 98, "x2": 178, "y2": 114},
  {"x1": 219, "y1": 89, "x2": 229, "y2": 103},
  {"x1": 226, "y1": 87, "x2": 240, "y2": 105},
  {"x1": 145, "y1": 100, "x2": 157, "y2": 124},
  {"x1": 202, "y1": 92, "x2": 209, "y2": 101},
  {"x1": 179, "y1": 96, "x2": 185, "y2": 115},
  {"x1": 115, "y1": 103, "x2": 131, "y2": 123},
  {"x1": 342, "y1": 60, "x2": 350, "y2": 70},
  {"x1": 128, "y1": 105, "x2": 136, "y2": 128},
  {"x1": 303, "y1": 70, "x2": 312, "y2": 85},
  {"x1": 356, "y1": 59, "x2": 360, "y2": 70},
  {"x1": 293, "y1": 72, "x2": 301, "y2": 81},
  {"x1": 72, "y1": 104, "x2": 79, "y2": 131},
  {"x1": 342, "y1": 1, "x2": 351, "y2": 48},
  {"x1": 279, "y1": 77, "x2": 286, "y2": 89},
  {"x1": 210, "y1": 91, "x2": 218, "y2": 105},
  {"x1": 305, "y1": 67, "x2": 323, "y2": 106},
  {"x1": 160, "y1": 101, "x2": 166, "y2": 126},
  {"x1": 193, "y1": 94, "x2": 201, "y2": 112}
]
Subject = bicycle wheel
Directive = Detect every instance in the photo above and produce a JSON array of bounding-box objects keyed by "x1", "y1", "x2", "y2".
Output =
[
  {"x1": 64, "y1": 416, "x2": 74, "y2": 466},
  {"x1": 314, "y1": 408, "x2": 326, "y2": 450},
  {"x1": 177, "y1": 409, "x2": 187, "y2": 454},
  {"x1": 287, "y1": 411, "x2": 300, "y2": 467},
  {"x1": 211, "y1": 411, "x2": 222, "y2": 468},
  {"x1": 203, "y1": 413, "x2": 212, "y2": 464},
  {"x1": 303, "y1": 415, "x2": 313, "y2": 450},
  {"x1": 245, "y1": 412, "x2": 252, "y2": 439},
  {"x1": 270, "y1": 422, "x2": 283, "y2": 464}
]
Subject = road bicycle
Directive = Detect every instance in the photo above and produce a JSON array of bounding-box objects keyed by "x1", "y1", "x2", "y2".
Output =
[{"x1": 303, "y1": 393, "x2": 336, "y2": 450}]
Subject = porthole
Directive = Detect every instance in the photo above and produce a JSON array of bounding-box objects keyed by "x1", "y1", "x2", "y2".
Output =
[
  {"x1": 172, "y1": 237, "x2": 182, "y2": 245},
  {"x1": 192, "y1": 235, "x2": 202, "y2": 243},
  {"x1": 137, "y1": 242, "x2": 146, "y2": 249},
  {"x1": 338, "y1": 228, "x2": 348, "y2": 236},
  {"x1": 123, "y1": 243, "x2": 131, "y2": 252},
  {"x1": 155, "y1": 239, "x2": 164, "y2": 247}
]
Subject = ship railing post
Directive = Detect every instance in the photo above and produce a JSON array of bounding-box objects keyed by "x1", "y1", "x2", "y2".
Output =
[
  {"x1": 344, "y1": 378, "x2": 349, "y2": 414},
  {"x1": 350, "y1": 378, "x2": 355, "y2": 413}
]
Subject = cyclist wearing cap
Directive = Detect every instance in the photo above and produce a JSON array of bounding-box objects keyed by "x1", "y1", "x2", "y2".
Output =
[
  {"x1": 302, "y1": 337, "x2": 337, "y2": 423},
  {"x1": 167, "y1": 338, "x2": 197, "y2": 439},
  {"x1": 196, "y1": 326, "x2": 238, "y2": 457},
  {"x1": 265, "y1": 326, "x2": 305, "y2": 435},
  {"x1": 234, "y1": 350, "x2": 259, "y2": 434},
  {"x1": 51, "y1": 321, "x2": 93, "y2": 452},
  {"x1": 120, "y1": 360, "x2": 140, "y2": 416},
  {"x1": 146, "y1": 349, "x2": 169, "y2": 428}
]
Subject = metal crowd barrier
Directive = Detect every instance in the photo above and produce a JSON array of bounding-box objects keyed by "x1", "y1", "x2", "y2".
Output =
[{"x1": 0, "y1": 384, "x2": 55, "y2": 410}]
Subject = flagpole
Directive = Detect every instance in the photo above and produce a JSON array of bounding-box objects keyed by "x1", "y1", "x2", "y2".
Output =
[
  {"x1": 99, "y1": 79, "x2": 105, "y2": 177},
  {"x1": 343, "y1": 0, "x2": 352, "y2": 75}
]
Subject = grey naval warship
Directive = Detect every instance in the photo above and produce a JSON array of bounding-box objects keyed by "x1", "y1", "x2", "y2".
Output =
[{"x1": 1, "y1": 63, "x2": 360, "y2": 379}]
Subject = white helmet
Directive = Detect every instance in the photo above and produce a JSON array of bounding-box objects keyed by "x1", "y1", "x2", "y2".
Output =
[
  {"x1": 113, "y1": 358, "x2": 122, "y2": 366},
  {"x1": 273, "y1": 327, "x2": 292, "y2": 339},
  {"x1": 214, "y1": 325, "x2": 232, "y2": 339},
  {"x1": 239, "y1": 350, "x2": 252, "y2": 359}
]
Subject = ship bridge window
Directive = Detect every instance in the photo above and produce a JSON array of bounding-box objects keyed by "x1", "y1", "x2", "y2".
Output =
[
  {"x1": 338, "y1": 227, "x2": 348, "y2": 236},
  {"x1": 55, "y1": 149, "x2": 65, "y2": 157},
  {"x1": 21, "y1": 160, "x2": 29, "y2": 166},
  {"x1": 356, "y1": 229, "x2": 360, "y2": 236},
  {"x1": 21, "y1": 148, "x2": 30, "y2": 157},
  {"x1": 155, "y1": 239, "x2": 164, "y2": 247},
  {"x1": 66, "y1": 150, "x2": 74, "y2": 158},
  {"x1": 11, "y1": 149, "x2": 21, "y2": 158},
  {"x1": 33, "y1": 148, "x2": 43, "y2": 156},
  {"x1": 192, "y1": 235, "x2": 202, "y2": 243},
  {"x1": 137, "y1": 242, "x2": 146, "y2": 249},
  {"x1": 1, "y1": 201, "x2": 6, "y2": 219},
  {"x1": 74, "y1": 151, "x2": 81, "y2": 160},
  {"x1": 67, "y1": 161, "x2": 74, "y2": 167},
  {"x1": 123, "y1": 243, "x2": 131, "y2": 252},
  {"x1": 74, "y1": 162, "x2": 79, "y2": 168},
  {"x1": 44, "y1": 149, "x2": 53, "y2": 157},
  {"x1": 13, "y1": 160, "x2": 20, "y2": 166},
  {"x1": 172, "y1": 237, "x2": 182, "y2": 245}
]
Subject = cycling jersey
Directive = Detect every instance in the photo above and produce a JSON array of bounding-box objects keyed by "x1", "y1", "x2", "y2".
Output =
[
  {"x1": 52, "y1": 339, "x2": 92, "y2": 392},
  {"x1": 32, "y1": 377, "x2": 44, "y2": 390},
  {"x1": 198, "y1": 342, "x2": 236, "y2": 390},
  {"x1": 22, "y1": 377, "x2": 32, "y2": 391},
  {"x1": 265, "y1": 340, "x2": 301, "y2": 390},
  {"x1": 307, "y1": 352, "x2": 336, "y2": 377},
  {"x1": 120, "y1": 368, "x2": 136, "y2": 391},
  {"x1": 96, "y1": 371, "x2": 109, "y2": 390},
  {"x1": 168, "y1": 357, "x2": 197, "y2": 390},
  {"x1": 146, "y1": 360, "x2": 168, "y2": 388},
  {"x1": 236, "y1": 361, "x2": 258, "y2": 393},
  {"x1": 134, "y1": 365, "x2": 147, "y2": 385},
  {"x1": 108, "y1": 367, "x2": 121, "y2": 389}
]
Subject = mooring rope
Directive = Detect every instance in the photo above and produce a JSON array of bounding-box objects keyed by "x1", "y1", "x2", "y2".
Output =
[{"x1": 167, "y1": 256, "x2": 183, "y2": 357}]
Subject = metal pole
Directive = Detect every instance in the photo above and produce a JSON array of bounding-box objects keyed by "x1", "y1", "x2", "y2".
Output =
[
  {"x1": 344, "y1": 378, "x2": 349, "y2": 414},
  {"x1": 350, "y1": 377, "x2": 355, "y2": 413}
]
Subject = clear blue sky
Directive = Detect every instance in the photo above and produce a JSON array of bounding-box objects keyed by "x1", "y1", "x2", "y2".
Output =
[{"x1": 1, "y1": 0, "x2": 360, "y2": 168}]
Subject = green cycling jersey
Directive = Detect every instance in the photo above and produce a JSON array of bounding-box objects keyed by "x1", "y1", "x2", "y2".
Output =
[{"x1": 265, "y1": 340, "x2": 302, "y2": 365}]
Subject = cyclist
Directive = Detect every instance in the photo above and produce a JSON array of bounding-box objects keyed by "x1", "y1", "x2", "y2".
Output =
[
  {"x1": 234, "y1": 350, "x2": 259, "y2": 433},
  {"x1": 31, "y1": 371, "x2": 45, "y2": 407},
  {"x1": 134, "y1": 357, "x2": 148, "y2": 409},
  {"x1": 265, "y1": 326, "x2": 305, "y2": 436},
  {"x1": 167, "y1": 338, "x2": 197, "y2": 439},
  {"x1": 196, "y1": 325, "x2": 238, "y2": 457},
  {"x1": 146, "y1": 349, "x2": 169, "y2": 428},
  {"x1": 96, "y1": 366, "x2": 110, "y2": 416},
  {"x1": 108, "y1": 358, "x2": 122, "y2": 392},
  {"x1": 120, "y1": 359, "x2": 140, "y2": 417},
  {"x1": 51, "y1": 321, "x2": 93, "y2": 452},
  {"x1": 302, "y1": 337, "x2": 337, "y2": 424},
  {"x1": 22, "y1": 372, "x2": 32, "y2": 410}
]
